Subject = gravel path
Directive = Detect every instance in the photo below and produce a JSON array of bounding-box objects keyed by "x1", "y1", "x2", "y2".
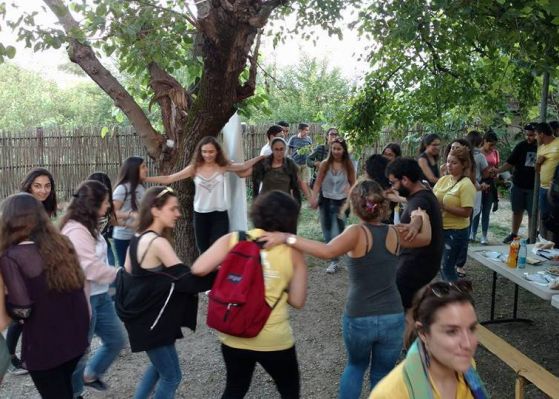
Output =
[{"x1": 1, "y1": 199, "x2": 558, "y2": 398}]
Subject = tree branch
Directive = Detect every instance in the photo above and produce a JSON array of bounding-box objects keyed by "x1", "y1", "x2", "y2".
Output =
[
  {"x1": 236, "y1": 29, "x2": 262, "y2": 101},
  {"x1": 248, "y1": 0, "x2": 288, "y2": 28},
  {"x1": 42, "y1": 0, "x2": 163, "y2": 160},
  {"x1": 127, "y1": 0, "x2": 199, "y2": 29}
]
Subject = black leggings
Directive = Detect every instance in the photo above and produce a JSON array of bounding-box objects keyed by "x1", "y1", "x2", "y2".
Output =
[
  {"x1": 29, "y1": 355, "x2": 81, "y2": 399},
  {"x1": 6, "y1": 322, "x2": 23, "y2": 356},
  {"x1": 193, "y1": 211, "x2": 229, "y2": 253},
  {"x1": 221, "y1": 344, "x2": 300, "y2": 399}
]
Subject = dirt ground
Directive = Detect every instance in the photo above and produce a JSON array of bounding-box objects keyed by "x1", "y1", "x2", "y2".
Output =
[{"x1": 1, "y1": 200, "x2": 558, "y2": 398}]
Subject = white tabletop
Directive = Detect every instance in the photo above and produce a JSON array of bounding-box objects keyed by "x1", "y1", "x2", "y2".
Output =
[
  {"x1": 552, "y1": 295, "x2": 559, "y2": 310},
  {"x1": 468, "y1": 244, "x2": 559, "y2": 300}
]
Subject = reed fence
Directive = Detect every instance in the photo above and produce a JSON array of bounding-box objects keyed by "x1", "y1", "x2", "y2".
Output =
[{"x1": 0, "y1": 124, "x2": 333, "y2": 201}]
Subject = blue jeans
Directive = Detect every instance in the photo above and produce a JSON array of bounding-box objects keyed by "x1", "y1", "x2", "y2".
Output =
[
  {"x1": 134, "y1": 344, "x2": 182, "y2": 399},
  {"x1": 113, "y1": 238, "x2": 130, "y2": 267},
  {"x1": 72, "y1": 292, "x2": 126, "y2": 396},
  {"x1": 471, "y1": 190, "x2": 493, "y2": 238},
  {"x1": 339, "y1": 312, "x2": 404, "y2": 398},
  {"x1": 441, "y1": 228, "x2": 469, "y2": 282},
  {"x1": 319, "y1": 197, "x2": 346, "y2": 261}
]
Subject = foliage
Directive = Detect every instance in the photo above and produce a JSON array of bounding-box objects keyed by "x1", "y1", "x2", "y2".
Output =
[
  {"x1": 340, "y1": 0, "x2": 559, "y2": 145},
  {"x1": 245, "y1": 56, "x2": 352, "y2": 125},
  {"x1": 0, "y1": 63, "x2": 115, "y2": 131}
]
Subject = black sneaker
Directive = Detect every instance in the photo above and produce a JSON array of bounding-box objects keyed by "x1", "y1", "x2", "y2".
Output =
[
  {"x1": 8, "y1": 357, "x2": 28, "y2": 375},
  {"x1": 84, "y1": 378, "x2": 108, "y2": 391},
  {"x1": 502, "y1": 233, "x2": 518, "y2": 244}
]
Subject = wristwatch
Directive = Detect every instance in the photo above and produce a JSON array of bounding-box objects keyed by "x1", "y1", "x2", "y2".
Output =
[{"x1": 286, "y1": 234, "x2": 297, "y2": 246}]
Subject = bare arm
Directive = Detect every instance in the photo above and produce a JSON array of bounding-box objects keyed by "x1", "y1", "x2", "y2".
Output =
[
  {"x1": 260, "y1": 225, "x2": 360, "y2": 259},
  {"x1": 287, "y1": 249, "x2": 307, "y2": 309},
  {"x1": 397, "y1": 211, "x2": 431, "y2": 248},
  {"x1": 311, "y1": 162, "x2": 328, "y2": 199},
  {"x1": 191, "y1": 233, "x2": 233, "y2": 275},
  {"x1": 495, "y1": 162, "x2": 513, "y2": 174},
  {"x1": 418, "y1": 157, "x2": 439, "y2": 184},
  {"x1": 226, "y1": 155, "x2": 265, "y2": 172},
  {"x1": 145, "y1": 165, "x2": 195, "y2": 185}
]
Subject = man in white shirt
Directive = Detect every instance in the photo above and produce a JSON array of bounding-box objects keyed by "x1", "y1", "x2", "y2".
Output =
[{"x1": 260, "y1": 125, "x2": 285, "y2": 156}]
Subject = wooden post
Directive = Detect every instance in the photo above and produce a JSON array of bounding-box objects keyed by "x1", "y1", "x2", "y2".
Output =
[
  {"x1": 514, "y1": 375, "x2": 526, "y2": 399},
  {"x1": 529, "y1": 71, "x2": 549, "y2": 243},
  {"x1": 36, "y1": 126, "x2": 44, "y2": 166}
]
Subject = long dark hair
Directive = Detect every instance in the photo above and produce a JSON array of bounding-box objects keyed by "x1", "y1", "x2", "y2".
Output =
[
  {"x1": 0, "y1": 193, "x2": 84, "y2": 292},
  {"x1": 115, "y1": 156, "x2": 144, "y2": 211},
  {"x1": 59, "y1": 180, "x2": 109, "y2": 239},
  {"x1": 20, "y1": 167, "x2": 57, "y2": 217},
  {"x1": 137, "y1": 186, "x2": 178, "y2": 239},
  {"x1": 88, "y1": 172, "x2": 117, "y2": 225},
  {"x1": 190, "y1": 136, "x2": 229, "y2": 169},
  {"x1": 419, "y1": 133, "x2": 441, "y2": 161},
  {"x1": 324, "y1": 138, "x2": 355, "y2": 181}
]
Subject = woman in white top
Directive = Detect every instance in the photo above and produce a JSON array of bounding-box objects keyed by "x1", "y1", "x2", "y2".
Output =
[
  {"x1": 146, "y1": 136, "x2": 264, "y2": 253},
  {"x1": 310, "y1": 137, "x2": 356, "y2": 273}
]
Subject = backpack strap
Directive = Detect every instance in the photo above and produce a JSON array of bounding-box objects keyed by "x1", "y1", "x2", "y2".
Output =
[
  {"x1": 271, "y1": 290, "x2": 287, "y2": 310},
  {"x1": 359, "y1": 224, "x2": 371, "y2": 253},
  {"x1": 238, "y1": 231, "x2": 247, "y2": 242}
]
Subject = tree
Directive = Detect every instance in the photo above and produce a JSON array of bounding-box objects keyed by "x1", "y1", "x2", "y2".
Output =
[
  {"x1": 1, "y1": 0, "x2": 354, "y2": 261},
  {"x1": 246, "y1": 56, "x2": 352, "y2": 125},
  {"x1": 340, "y1": 0, "x2": 559, "y2": 145}
]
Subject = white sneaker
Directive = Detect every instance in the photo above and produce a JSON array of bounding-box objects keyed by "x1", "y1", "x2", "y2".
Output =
[
  {"x1": 325, "y1": 261, "x2": 338, "y2": 274},
  {"x1": 480, "y1": 236, "x2": 488, "y2": 245}
]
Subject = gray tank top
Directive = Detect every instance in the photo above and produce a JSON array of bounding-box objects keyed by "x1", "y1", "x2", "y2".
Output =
[
  {"x1": 345, "y1": 224, "x2": 403, "y2": 317},
  {"x1": 322, "y1": 167, "x2": 348, "y2": 200}
]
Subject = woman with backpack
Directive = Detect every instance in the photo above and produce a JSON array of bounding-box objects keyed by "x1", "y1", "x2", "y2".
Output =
[
  {"x1": 192, "y1": 190, "x2": 307, "y2": 399},
  {"x1": 146, "y1": 136, "x2": 264, "y2": 253},
  {"x1": 252, "y1": 137, "x2": 311, "y2": 205},
  {"x1": 257, "y1": 180, "x2": 432, "y2": 398},
  {"x1": 114, "y1": 186, "x2": 214, "y2": 399},
  {"x1": 310, "y1": 137, "x2": 356, "y2": 273},
  {"x1": 112, "y1": 156, "x2": 148, "y2": 266}
]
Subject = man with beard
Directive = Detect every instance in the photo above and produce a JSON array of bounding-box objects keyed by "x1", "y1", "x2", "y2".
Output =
[{"x1": 386, "y1": 158, "x2": 444, "y2": 312}]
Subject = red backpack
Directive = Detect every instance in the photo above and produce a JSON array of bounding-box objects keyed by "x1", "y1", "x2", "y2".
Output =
[{"x1": 206, "y1": 231, "x2": 282, "y2": 338}]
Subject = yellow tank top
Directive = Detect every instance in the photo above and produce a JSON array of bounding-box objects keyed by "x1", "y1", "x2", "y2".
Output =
[{"x1": 219, "y1": 229, "x2": 294, "y2": 351}]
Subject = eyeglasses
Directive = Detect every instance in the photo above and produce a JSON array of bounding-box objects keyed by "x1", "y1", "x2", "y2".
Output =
[
  {"x1": 332, "y1": 137, "x2": 345, "y2": 143},
  {"x1": 429, "y1": 280, "x2": 473, "y2": 298},
  {"x1": 156, "y1": 187, "x2": 175, "y2": 198}
]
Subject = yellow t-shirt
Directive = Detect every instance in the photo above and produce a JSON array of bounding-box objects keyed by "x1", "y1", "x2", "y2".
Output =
[
  {"x1": 433, "y1": 175, "x2": 476, "y2": 230},
  {"x1": 537, "y1": 137, "x2": 559, "y2": 188},
  {"x1": 369, "y1": 362, "x2": 474, "y2": 399},
  {"x1": 219, "y1": 229, "x2": 294, "y2": 351}
]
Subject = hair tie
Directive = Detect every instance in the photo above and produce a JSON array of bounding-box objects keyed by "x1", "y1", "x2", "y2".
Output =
[{"x1": 365, "y1": 199, "x2": 378, "y2": 213}]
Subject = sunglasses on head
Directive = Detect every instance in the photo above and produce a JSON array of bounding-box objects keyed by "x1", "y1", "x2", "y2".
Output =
[
  {"x1": 428, "y1": 280, "x2": 473, "y2": 298},
  {"x1": 156, "y1": 187, "x2": 175, "y2": 199}
]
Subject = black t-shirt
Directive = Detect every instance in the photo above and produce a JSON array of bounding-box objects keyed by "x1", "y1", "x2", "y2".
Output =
[
  {"x1": 397, "y1": 189, "x2": 443, "y2": 283},
  {"x1": 506, "y1": 140, "x2": 537, "y2": 190}
]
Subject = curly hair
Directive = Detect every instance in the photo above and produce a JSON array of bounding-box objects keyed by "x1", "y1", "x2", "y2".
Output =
[
  {"x1": 20, "y1": 167, "x2": 57, "y2": 217},
  {"x1": 447, "y1": 147, "x2": 472, "y2": 177},
  {"x1": 349, "y1": 179, "x2": 390, "y2": 222},
  {"x1": 250, "y1": 190, "x2": 300, "y2": 234},
  {"x1": 59, "y1": 180, "x2": 109, "y2": 239},
  {"x1": 190, "y1": 136, "x2": 230, "y2": 169},
  {"x1": 0, "y1": 193, "x2": 84, "y2": 292}
]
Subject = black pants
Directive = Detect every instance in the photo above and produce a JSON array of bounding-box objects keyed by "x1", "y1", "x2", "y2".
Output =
[
  {"x1": 6, "y1": 322, "x2": 22, "y2": 356},
  {"x1": 193, "y1": 210, "x2": 229, "y2": 253},
  {"x1": 29, "y1": 355, "x2": 81, "y2": 399},
  {"x1": 221, "y1": 344, "x2": 300, "y2": 399}
]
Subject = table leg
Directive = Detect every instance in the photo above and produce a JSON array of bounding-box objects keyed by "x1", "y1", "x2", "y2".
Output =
[{"x1": 481, "y1": 281, "x2": 533, "y2": 325}]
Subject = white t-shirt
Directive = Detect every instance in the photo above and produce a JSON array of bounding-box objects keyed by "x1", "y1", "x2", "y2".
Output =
[
  {"x1": 112, "y1": 183, "x2": 146, "y2": 240},
  {"x1": 260, "y1": 143, "x2": 272, "y2": 156}
]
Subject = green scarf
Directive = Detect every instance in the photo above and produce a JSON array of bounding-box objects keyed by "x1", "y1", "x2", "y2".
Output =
[{"x1": 403, "y1": 339, "x2": 490, "y2": 399}]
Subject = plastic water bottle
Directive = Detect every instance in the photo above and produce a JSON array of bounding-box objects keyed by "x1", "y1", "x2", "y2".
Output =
[{"x1": 517, "y1": 239, "x2": 527, "y2": 269}]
